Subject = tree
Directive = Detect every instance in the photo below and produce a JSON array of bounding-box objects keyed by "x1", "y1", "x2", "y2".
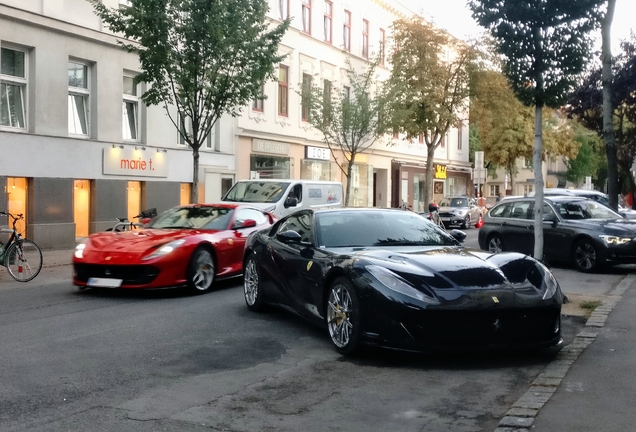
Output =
[
  {"x1": 469, "y1": 0, "x2": 603, "y2": 260},
  {"x1": 601, "y1": 0, "x2": 618, "y2": 209},
  {"x1": 91, "y1": 0, "x2": 289, "y2": 203},
  {"x1": 300, "y1": 57, "x2": 385, "y2": 207},
  {"x1": 384, "y1": 18, "x2": 475, "y2": 206},
  {"x1": 565, "y1": 125, "x2": 601, "y2": 186},
  {"x1": 567, "y1": 33, "x2": 636, "y2": 206},
  {"x1": 471, "y1": 69, "x2": 579, "y2": 193}
]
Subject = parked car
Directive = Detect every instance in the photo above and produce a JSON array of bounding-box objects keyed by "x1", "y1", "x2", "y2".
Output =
[
  {"x1": 243, "y1": 208, "x2": 563, "y2": 355},
  {"x1": 478, "y1": 196, "x2": 636, "y2": 272},
  {"x1": 437, "y1": 196, "x2": 482, "y2": 229},
  {"x1": 73, "y1": 204, "x2": 276, "y2": 293},
  {"x1": 531, "y1": 188, "x2": 636, "y2": 220}
]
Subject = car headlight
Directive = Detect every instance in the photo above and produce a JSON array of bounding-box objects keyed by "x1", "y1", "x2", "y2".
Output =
[
  {"x1": 455, "y1": 210, "x2": 467, "y2": 216},
  {"x1": 74, "y1": 239, "x2": 89, "y2": 259},
  {"x1": 599, "y1": 235, "x2": 633, "y2": 245},
  {"x1": 142, "y1": 239, "x2": 186, "y2": 260},
  {"x1": 365, "y1": 265, "x2": 439, "y2": 304}
]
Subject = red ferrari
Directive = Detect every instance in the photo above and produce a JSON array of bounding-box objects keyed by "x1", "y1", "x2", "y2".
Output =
[{"x1": 72, "y1": 204, "x2": 275, "y2": 293}]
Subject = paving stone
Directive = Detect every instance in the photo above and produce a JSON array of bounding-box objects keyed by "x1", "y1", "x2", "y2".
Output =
[
  {"x1": 532, "y1": 376, "x2": 562, "y2": 387},
  {"x1": 505, "y1": 407, "x2": 539, "y2": 418},
  {"x1": 499, "y1": 416, "x2": 535, "y2": 428}
]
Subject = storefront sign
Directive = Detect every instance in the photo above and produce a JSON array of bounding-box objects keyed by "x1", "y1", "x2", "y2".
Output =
[
  {"x1": 103, "y1": 147, "x2": 168, "y2": 177},
  {"x1": 306, "y1": 146, "x2": 331, "y2": 160},
  {"x1": 345, "y1": 153, "x2": 368, "y2": 163},
  {"x1": 252, "y1": 139, "x2": 290, "y2": 155},
  {"x1": 434, "y1": 164, "x2": 447, "y2": 179}
]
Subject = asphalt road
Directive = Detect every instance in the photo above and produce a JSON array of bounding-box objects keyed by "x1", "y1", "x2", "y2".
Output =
[{"x1": 0, "y1": 251, "x2": 589, "y2": 432}]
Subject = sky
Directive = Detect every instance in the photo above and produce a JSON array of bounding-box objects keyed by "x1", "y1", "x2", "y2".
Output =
[{"x1": 399, "y1": 0, "x2": 635, "y2": 54}]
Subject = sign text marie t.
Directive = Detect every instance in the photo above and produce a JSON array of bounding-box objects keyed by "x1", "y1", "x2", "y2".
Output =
[{"x1": 103, "y1": 147, "x2": 168, "y2": 177}]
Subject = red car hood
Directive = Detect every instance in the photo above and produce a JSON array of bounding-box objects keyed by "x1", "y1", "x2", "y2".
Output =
[{"x1": 87, "y1": 229, "x2": 214, "y2": 253}]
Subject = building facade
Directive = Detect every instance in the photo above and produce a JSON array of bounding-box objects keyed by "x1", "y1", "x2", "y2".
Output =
[{"x1": 0, "y1": 0, "x2": 471, "y2": 249}]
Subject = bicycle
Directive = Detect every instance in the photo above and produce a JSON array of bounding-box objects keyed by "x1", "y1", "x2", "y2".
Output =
[
  {"x1": 0, "y1": 211, "x2": 43, "y2": 282},
  {"x1": 106, "y1": 208, "x2": 158, "y2": 232},
  {"x1": 425, "y1": 203, "x2": 446, "y2": 230}
]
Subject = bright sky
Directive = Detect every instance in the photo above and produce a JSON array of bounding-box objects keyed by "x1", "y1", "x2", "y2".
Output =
[{"x1": 399, "y1": 0, "x2": 635, "y2": 54}]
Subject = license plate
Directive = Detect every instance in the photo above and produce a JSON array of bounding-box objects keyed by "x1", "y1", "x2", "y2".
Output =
[
  {"x1": 88, "y1": 277, "x2": 123, "y2": 288},
  {"x1": 441, "y1": 217, "x2": 450, "y2": 222}
]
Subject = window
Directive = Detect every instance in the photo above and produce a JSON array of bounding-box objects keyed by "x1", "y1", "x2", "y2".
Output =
[
  {"x1": 322, "y1": 79, "x2": 331, "y2": 124},
  {"x1": 252, "y1": 84, "x2": 264, "y2": 112},
  {"x1": 1, "y1": 47, "x2": 27, "y2": 129},
  {"x1": 457, "y1": 121, "x2": 463, "y2": 150},
  {"x1": 302, "y1": 0, "x2": 311, "y2": 34},
  {"x1": 343, "y1": 85, "x2": 350, "y2": 101},
  {"x1": 362, "y1": 19, "x2": 369, "y2": 58},
  {"x1": 343, "y1": 11, "x2": 351, "y2": 51},
  {"x1": 523, "y1": 184, "x2": 534, "y2": 195},
  {"x1": 68, "y1": 61, "x2": 89, "y2": 136},
  {"x1": 278, "y1": 65, "x2": 289, "y2": 117},
  {"x1": 490, "y1": 185, "x2": 500, "y2": 197},
  {"x1": 278, "y1": 0, "x2": 289, "y2": 20},
  {"x1": 122, "y1": 76, "x2": 139, "y2": 141},
  {"x1": 379, "y1": 28, "x2": 385, "y2": 66},
  {"x1": 301, "y1": 73, "x2": 312, "y2": 122},
  {"x1": 323, "y1": 1, "x2": 332, "y2": 43},
  {"x1": 524, "y1": 157, "x2": 533, "y2": 169}
]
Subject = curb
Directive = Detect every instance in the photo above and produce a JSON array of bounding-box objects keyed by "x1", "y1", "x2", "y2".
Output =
[{"x1": 493, "y1": 274, "x2": 636, "y2": 432}]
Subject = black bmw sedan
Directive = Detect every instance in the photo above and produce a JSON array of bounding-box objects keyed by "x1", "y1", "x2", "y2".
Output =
[
  {"x1": 243, "y1": 208, "x2": 563, "y2": 355},
  {"x1": 478, "y1": 196, "x2": 636, "y2": 272}
]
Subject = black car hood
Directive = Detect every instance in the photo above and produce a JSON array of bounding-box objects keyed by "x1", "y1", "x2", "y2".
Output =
[
  {"x1": 350, "y1": 247, "x2": 509, "y2": 290},
  {"x1": 566, "y1": 218, "x2": 636, "y2": 234}
]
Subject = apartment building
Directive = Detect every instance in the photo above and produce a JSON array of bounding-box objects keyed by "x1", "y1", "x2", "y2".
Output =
[{"x1": 0, "y1": 0, "x2": 471, "y2": 248}]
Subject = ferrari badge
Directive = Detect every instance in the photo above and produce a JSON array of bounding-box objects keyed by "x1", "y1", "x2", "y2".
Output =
[
  {"x1": 307, "y1": 261, "x2": 313, "y2": 271},
  {"x1": 492, "y1": 296, "x2": 499, "y2": 303}
]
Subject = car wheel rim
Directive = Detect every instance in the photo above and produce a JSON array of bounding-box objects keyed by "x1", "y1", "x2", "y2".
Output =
[
  {"x1": 488, "y1": 237, "x2": 502, "y2": 253},
  {"x1": 244, "y1": 259, "x2": 258, "y2": 306},
  {"x1": 192, "y1": 250, "x2": 214, "y2": 290},
  {"x1": 575, "y1": 243, "x2": 596, "y2": 270},
  {"x1": 327, "y1": 284, "x2": 353, "y2": 348}
]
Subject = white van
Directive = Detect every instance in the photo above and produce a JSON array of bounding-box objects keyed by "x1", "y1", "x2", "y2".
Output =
[{"x1": 221, "y1": 179, "x2": 344, "y2": 218}]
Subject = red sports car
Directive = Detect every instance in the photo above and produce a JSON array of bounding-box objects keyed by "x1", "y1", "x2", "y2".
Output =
[{"x1": 73, "y1": 204, "x2": 275, "y2": 293}]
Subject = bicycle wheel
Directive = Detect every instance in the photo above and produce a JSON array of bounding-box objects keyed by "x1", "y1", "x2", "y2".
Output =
[{"x1": 5, "y1": 239, "x2": 43, "y2": 282}]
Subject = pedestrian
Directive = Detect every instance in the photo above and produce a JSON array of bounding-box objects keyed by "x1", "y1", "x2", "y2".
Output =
[{"x1": 495, "y1": 192, "x2": 503, "y2": 202}]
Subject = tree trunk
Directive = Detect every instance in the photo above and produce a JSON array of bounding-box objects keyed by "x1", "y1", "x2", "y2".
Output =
[
  {"x1": 425, "y1": 142, "x2": 436, "y2": 207},
  {"x1": 345, "y1": 155, "x2": 355, "y2": 207},
  {"x1": 191, "y1": 148, "x2": 199, "y2": 204},
  {"x1": 602, "y1": 0, "x2": 618, "y2": 210},
  {"x1": 533, "y1": 103, "x2": 545, "y2": 261}
]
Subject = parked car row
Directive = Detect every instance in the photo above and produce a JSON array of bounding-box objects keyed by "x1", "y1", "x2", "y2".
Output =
[{"x1": 72, "y1": 196, "x2": 564, "y2": 356}]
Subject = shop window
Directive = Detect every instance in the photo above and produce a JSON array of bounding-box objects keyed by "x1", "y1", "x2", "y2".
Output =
[
  {"x1": 250, "y1": 154, "x2": 291, "y2": 179},
  {"x1": 127, "y1": 181, "x2": 141, "y2": 222},
  {"x1": 180, "y1": 183, "x2": 191, "y2": 205},
  {"x1": 6, "y1": 177, "x2": 27, "y2": 236},
  {"x1": 74, "y1": 179, "x2": 90, "y2": 238}
]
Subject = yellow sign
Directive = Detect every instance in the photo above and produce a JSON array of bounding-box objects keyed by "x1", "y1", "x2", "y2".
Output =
[
  {"x1": 492, "y1": 296, "x2": 499, "y2": 303},
  {"x1": 307, "y1": 261, "x2": 313, "y2": 271},
  {"x1": 434, "y1": 164, "x2": 447, "y2": 179},
  {"x1": 345, "y1": 153, "x2": 368, "y2": 163}
]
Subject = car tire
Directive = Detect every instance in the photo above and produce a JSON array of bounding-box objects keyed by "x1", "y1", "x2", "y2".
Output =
[
  {"x1": 186, "y1": 247, "x2": 215, "y2": 293},
  {"x1": 461, "y1": 215, "x2": 471, "y2": 229},
  {"x1": 326, "y1": 277, "x2": 362, "y2": 356},
  {"x1": 573, "y1": 238, "x2": 602, "y2": 273},
  {"x1": 244, "y1": 254, "x2": 265, "y2": 312},
  {"x1": 487, "y1": 234, "x2": 504, "y2": 253}
]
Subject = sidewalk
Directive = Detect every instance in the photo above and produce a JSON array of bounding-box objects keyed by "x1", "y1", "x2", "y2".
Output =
[
  {"x1": 42, "y1": 248, "x2": 75, "y2": 268},
  {"x1": 495, "y1": 273, "x2": 636, "y2": 431}
]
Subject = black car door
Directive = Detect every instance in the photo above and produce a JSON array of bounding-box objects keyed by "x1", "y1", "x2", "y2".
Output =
[
  {"x1": 497, "y1": 200, "x2": 535, "y2": 255},
  {"x1": 268, "y1": 211, "x2": 323, "y2": 318}
]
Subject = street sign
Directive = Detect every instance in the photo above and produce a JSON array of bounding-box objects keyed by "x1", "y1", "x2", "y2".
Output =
[{"x1": 474, "y1": 167, "x2": 487, "y2": 183}]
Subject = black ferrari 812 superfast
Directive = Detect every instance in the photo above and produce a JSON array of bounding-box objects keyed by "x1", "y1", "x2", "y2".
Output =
[{"x1": 243, "y1": 208, "x2": 563, "y2": 355}]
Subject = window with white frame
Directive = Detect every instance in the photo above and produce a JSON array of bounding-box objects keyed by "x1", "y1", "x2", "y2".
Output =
[
  {"x1": 323, "y1": 1, "x2": 332, "y2": 43},
  {"x1": 301, "y1": 73, "x2": 312, "y2": 121},
  {"x1": 68, "y1": 61, "x2": 89, "y2": 136},
  {"x1": 122, "y1": 75, "x2": 139, "y2": 141},
  {"x1": 362, "y1": 19, "x2": 369, "y2": 58},
  {"x1": 278, "y1": 65, "x2": 289, "y2": 116},
  {"x1": 523, "y1": 184, "x2": 533, "y2": 195},
  {"x1": 252, "y1": 84, "x2": 264, "y2": 112},
  {"x1": 302, "y1": 0, "x2": 311, "y2": 34},
  {"x1": 278, "y1": 0, "x2": 289, "y2": 20},
  {"x1": 1, "y1": 47, "x2": 27, "y2": 129},
  {"x1": 490, "y1": 184, "x2": 500, "y2": 196},
  {"x1": 343, "y1": 10, "x2": 351, "y2": 52}
]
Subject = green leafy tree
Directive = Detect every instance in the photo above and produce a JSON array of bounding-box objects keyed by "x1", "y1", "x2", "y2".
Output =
[
  {"x1": 565, "y1": 125, "x2": 601, "y2": 186},
  {"x1": 300, "y1": 58, "x2": 385, "y2": 206},
  {"x1": 90, "y1": 0, "x2": 289, "y2": 203},
  {"x1": 384, "y1": 18, "x2": 476, "y2": 206},
  {"x1": 468, "y1": 0, "x2": 603, "y2": 260}
]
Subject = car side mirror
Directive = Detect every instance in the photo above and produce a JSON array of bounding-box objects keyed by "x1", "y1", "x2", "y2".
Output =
[
  {"x1": 276, "y1": 230, "x2": 302, "y2": 243},
  {"x1": 543, "y1": 213, "x2": 558, "y2": 225},
  {"x1": 235, "y1": 219, "x2": 257, "y2": 229},
  {"x1": 449, "y1": 229, "x2": 467, "y2": 243},
  {"x1": 284, "y1": 197, "x2": 298, "y2": 208}
]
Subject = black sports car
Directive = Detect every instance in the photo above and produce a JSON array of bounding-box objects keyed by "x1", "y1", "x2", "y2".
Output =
[{"x1": 243, "y1": 208, "x2": 563, "y2": 355}]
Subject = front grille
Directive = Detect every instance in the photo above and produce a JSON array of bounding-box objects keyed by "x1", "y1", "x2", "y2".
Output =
[
  {"x1": 402, "y1": 308, "x2": 560, "y2": 348},
  {"x1": 439, "y1": 212, "x2": 454, "y2": 218},
  {"x1": 74, "y1": 263, "x2": 160, "y2": 285}
]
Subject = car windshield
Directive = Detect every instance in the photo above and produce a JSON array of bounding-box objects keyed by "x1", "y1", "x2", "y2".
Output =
[
  {"x1": 439, "y1": 197, "x2": 468, "y2": 207},
  {"x1": 148, "y1": 206, "x2": 233, "y2": 230},
  {"x1": 553, "y1": 199, "x2": 621, "y2": 220},
  {"x1": 223, "y1": 181, "x2": 290, "y2": 203},
  {"x1": 316, "y1": 211, "x2": 459, "y2": 248}
]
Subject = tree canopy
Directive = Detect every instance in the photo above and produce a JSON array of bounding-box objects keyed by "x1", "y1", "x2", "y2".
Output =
[
  {"x1": 91, "y1": 0, "x2": 289, "y2": 202},
  {"x1": 383, "y1": 18, "x2": 476, "y2": 206}
]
